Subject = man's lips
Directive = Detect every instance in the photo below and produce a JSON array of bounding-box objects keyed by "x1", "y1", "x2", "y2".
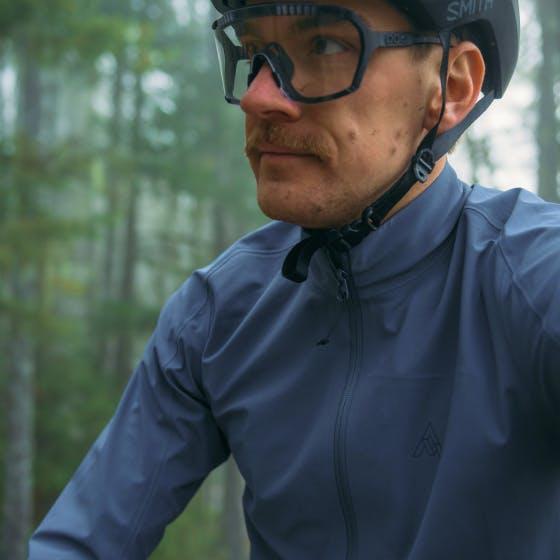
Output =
[
  {"x1": 256, "y1": 144, "x2": 317, "y2": 158},
  {"x1": 245, "y1": 124, "x2": 333, "y2": 162}
]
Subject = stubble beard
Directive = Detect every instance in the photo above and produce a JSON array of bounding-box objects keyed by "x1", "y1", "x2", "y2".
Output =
[
  {"x1": 244, "y1": 123, "x2": 391, "y2": 229},
  {"x1": 245, "y1": 123, "x2": 334, "y2": 163}
]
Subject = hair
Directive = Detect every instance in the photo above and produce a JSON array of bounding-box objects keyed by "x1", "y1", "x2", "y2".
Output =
[
  {"x1": 408, "y1": 25, "x2": 472, "y2": 61},
  {"x1": 410, "y1": 42, "x2": 437, "y2": 61}
]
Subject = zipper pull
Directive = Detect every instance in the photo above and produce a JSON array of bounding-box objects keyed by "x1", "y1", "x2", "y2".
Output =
[
  {"x1": 336, "y1": 268, "x2": 349, "y2": 302},
  {"x1": 326, "y1": 248, "x2": 351, "y2": 303}
]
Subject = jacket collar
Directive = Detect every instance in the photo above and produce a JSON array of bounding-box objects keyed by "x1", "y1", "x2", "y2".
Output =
[{"x1": 308, "y1": 163, "x2": 471, "y2": 296}]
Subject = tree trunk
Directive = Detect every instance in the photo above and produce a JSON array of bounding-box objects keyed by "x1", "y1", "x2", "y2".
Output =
[
  {"x1": 223, "y1": 458, "x2": 246, "y2": 560},
  {"x1": 536, "y1": 0, "x2": 559, "y2": 202},
  {"x1": 1, "y1": 32, "x2": 41, "y2": 560},
  {"x1": 103, "y1": 51, "x2": 125, "y2": 303},
  {"x1": 0, "y1": 49, "x2": 5, "y2": 141},
  {"x1": 2, "y1": 294, "x2": 34, "y2": 560},
  {"x1": 113, "y1": 69, "x2": 144, "y2": 381},
  {"x1": 0, "y1": 47, "x2": 7, "y2": 224},
  {"x1": 556, "y1": 0, "x2": 560, "y2": 54},
  {"x1": 463, "y1": 133, "x2": 494, "y2": 185},
  {"x1": 96, "y1": 51, "x2": 125, "y2": 374},
  {"x1": 211, "y1": 202, "x2": 248, "y2": 559}
]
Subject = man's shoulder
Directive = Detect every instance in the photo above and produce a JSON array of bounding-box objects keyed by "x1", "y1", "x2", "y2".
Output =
[
  {"x1": 201, "y1": 220, "x2": 299, "y2": 279},
  {"x1": 462, "y1": 183, "x2": 560, "y2": 339},
  {"x1": 160, "y1": 221, "x2": 299, "y2": 340},
  {"x1": 463, "y1": 184, "x2": 560, "y2": 263},
  {"x1": 189, "y1": 220, "x2": 299, "y2": 306},
  {"x1": 464, "y1": 183, "x2": 560, "y2": 232}
]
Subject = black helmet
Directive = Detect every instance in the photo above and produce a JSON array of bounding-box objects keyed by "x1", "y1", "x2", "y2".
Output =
[
  {"x1": 391, "y1": 0, "x2": 519, "y2": 98},
  {"x1": 210, "y1": 0, "x2": 520, "y2": 100}
]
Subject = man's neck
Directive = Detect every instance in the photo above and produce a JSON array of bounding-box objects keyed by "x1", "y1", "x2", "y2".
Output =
[{"x1": 382, "y1": 156, "x2": 447, "y2": 223}]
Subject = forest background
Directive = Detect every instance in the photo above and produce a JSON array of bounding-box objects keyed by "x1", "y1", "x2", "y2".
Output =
[{"x1": 0, "y1": 0, "x2": 558, "y2": 558}]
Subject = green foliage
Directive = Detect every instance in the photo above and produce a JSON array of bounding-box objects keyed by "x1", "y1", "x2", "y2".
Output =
[
  {"x1": 34, "y1": 332, "x2": 119, "y2": 504},
  {"x1": 0, "y1": 0, "x2": 33, "y2": 35},
  {"x1": 0, "y1": 0, "x2": 258, "y2": 556},
  {"x1": 151, "y1": 471, "x2": 229, "y2": 560}
]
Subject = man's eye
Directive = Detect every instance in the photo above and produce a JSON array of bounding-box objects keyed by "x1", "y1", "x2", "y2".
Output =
[{"x1": 311, "y1": 36, "x2": 348, "y2": 55}]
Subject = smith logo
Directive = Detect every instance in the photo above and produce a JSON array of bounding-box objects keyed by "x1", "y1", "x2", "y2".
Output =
[{"x1": 447, "y1": 0, "x2": 494, "y2": 22}]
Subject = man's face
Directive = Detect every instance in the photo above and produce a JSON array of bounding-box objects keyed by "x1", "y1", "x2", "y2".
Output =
[{"x1": 240, "y1": 0, "x2": 440, "y2": 229}]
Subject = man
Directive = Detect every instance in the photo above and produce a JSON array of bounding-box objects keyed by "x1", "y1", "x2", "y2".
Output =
[{"x1": 30, "y1": 0, "x2": 560, "y2": 559}]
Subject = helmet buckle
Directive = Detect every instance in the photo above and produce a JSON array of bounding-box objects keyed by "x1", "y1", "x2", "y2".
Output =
[{"x1": 413, "y1": 148, "x2": 435, "y2": 183}]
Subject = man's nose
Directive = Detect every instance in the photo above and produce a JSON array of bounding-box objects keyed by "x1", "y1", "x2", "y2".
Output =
[{"x1": 240, "y1": 63, "x2": 302, "y2": 122}]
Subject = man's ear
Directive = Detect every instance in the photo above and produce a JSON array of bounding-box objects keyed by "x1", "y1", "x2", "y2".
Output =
[{"x1": 423, "y1": 41, "x2": 486, "y2": 133}]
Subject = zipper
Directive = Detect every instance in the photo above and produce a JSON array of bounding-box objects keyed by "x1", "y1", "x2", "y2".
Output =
[
  {"x1": 335, "y1": 266, "x2": 350, "y2": 302},
  {"x1": 329, "y1": 249, "x2": 363, "y2": 560}
]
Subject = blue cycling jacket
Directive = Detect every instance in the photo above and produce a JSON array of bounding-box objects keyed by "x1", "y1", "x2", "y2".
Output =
[{"x1": 29, "y1": 164, "x2": 560, "y2": 559}]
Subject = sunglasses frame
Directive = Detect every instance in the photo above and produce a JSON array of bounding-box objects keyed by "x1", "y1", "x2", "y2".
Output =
[{"x1": 212, "y1": 3, "x2": 442, "y2": 104}]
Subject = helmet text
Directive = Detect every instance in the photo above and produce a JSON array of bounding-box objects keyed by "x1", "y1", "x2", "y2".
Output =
[{"x1": 446, "y1": 0, "x2": 494, "y2": 22}]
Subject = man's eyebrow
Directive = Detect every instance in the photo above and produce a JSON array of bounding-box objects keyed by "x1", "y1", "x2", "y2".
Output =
[
  {"x1": 234, "y1": 20, "x2": 253, "y2": 37},
  {"x1": 235, "y1": 14, "x2": 349, "y2": 38},
  {"x1": 290, "y1": 14, "x2": 347, "y2": 33}
]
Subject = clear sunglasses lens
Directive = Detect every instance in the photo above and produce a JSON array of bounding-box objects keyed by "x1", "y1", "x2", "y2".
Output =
[
  {"x1": 214, "y1": 12, "x2": 362, "y2": 102},
  {"x1": 233, "y1": 60, "x2": 253, "y2": 102}
]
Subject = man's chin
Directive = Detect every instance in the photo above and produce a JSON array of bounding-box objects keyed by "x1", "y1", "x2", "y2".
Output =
[
  {"x1": 254, "y1": 156, "x2": 323, "y2": 186},
  {"x1": 255, "y1": 177, "x2": 360, "y2": 229},
  {"x1": 257, "y1": 196, "x2": 344, "y2": 230}
]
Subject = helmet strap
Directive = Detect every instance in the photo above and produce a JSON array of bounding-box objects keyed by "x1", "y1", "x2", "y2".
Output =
[
  {"x1": 355, "y1": 30, "x2": 453, "y2": 229},
  {"x1": 432, "y1": 89, "x2": 495, "y2": 159}
]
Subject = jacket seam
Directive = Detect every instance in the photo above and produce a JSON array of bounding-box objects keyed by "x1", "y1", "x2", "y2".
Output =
[
  {"x1": 120, "y1": 283, "x2": 211, "y2": 557},
  {"x1": 120, "y1": 438, "x2": 171, "y2": 558},
  {"x1": 466, "y1": 202, "x2": 560, "y2": 345},
  {"x1": 495, "y1": 241, "x2": 560, "y2": 425},
  {"x1": 493, "y1": 232, "x2": 560, "y2": 348},
  {"x1": 463, "y1": 204, "x2": 504, "y2": 232},
  {"x1": 467, "y1": 204, "x2": 560, "y2": 425},
  {"x1": 205, "y1": 246, "x2": 294, "y2": 278}
]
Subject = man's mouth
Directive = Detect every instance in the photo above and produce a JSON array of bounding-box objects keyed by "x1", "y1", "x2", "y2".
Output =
[
  {"x1": 254, "y1": 143, "x2": 319, "y2": 160},
  {"x1": 245, "y1": 125, "x2": 333, "y2": 163}
]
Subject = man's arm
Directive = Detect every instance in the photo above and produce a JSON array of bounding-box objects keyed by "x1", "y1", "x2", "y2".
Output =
[
  {"x1": 493, "y1": 201, "x2": 560, "y2": 431},
  {"x1": 28, "y1": 274, "x2": 230, "y2": 559}
]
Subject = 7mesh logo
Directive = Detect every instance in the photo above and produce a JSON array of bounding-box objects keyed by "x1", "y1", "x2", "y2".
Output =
[{"x1": 412, "y1": 423, "x2": 442, "y2": 458}]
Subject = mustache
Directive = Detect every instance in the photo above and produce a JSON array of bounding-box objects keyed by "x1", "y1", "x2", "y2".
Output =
[{"x1": 245, "y1": 124, "x2": 333, "y2": 162}]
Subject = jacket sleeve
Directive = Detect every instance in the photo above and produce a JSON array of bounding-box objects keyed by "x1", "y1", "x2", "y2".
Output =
[
  {"x1": 494, "y1": 202, "x2": 560, "y2": 432},
  {"x1": 28, "y1": 272, "x2": 230, "y2": 559},
  {"x1": 509, "y1": 263, "x2": 560, "y2": 429}
]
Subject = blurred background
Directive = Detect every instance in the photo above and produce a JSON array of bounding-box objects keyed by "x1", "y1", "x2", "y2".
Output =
[{"x1": 0, "y1": 0, "x2": 558, "y2": 558}]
